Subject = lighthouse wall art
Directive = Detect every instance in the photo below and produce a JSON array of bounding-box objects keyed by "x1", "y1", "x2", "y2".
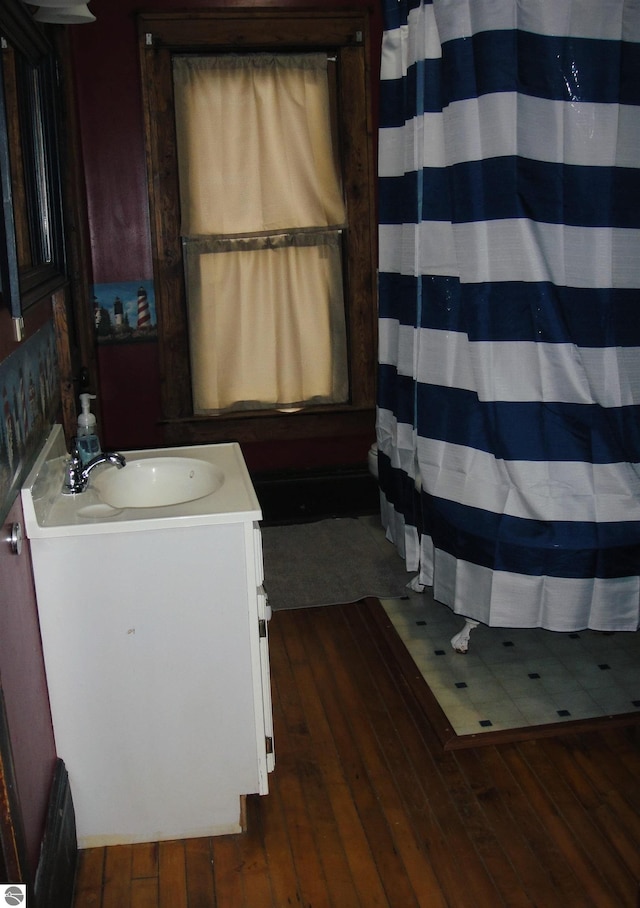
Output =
[
  {"x1": 92, "y1": 280, "x2": 157, "y2": 344},
  {"x1": 0, "y1": 322, "x2": 60, "y2": 510}
]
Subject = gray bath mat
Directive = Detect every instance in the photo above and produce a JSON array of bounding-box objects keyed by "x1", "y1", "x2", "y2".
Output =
[{"x1": 261, "y1": 515, "x2": 413, "y2": 610}]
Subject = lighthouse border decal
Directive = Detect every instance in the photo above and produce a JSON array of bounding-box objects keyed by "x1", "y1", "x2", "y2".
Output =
[{"x1": 92, "y1": 280, "x2": 157, "y2": 344}]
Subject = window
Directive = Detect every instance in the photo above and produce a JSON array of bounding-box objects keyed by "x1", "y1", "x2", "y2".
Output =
[
  {"x1": 139, "y1": 10, "x2": 376, "y2": 445},
  {"x1": 174, "y1": 52, "x2": 349, "y2": 414},
  {"x1": 0, "y1": 5, "x2": 66, "y2": 338}
]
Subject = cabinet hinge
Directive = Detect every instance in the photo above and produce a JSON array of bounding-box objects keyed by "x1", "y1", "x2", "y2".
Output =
[
  {"x1": 258, "y1": 619, "x2": 267, "y2": 638},
  {"x1": 265, "y1": 736, "x2": 273, "y2": 755}
]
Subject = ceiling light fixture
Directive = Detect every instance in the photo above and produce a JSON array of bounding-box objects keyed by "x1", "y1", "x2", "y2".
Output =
[{"x1": 22, "y1": 0, "x2": 96, "y2": 24}]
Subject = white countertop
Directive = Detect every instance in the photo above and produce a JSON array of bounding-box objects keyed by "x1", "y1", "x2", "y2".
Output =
[{"x1": 21, "y1": 425, "x2": 262, "y2": 538}]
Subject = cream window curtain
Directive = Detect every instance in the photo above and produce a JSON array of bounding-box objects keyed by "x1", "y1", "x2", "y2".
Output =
[{"x1": 173, "y1": 53, "x2": 349, "y2": 413}]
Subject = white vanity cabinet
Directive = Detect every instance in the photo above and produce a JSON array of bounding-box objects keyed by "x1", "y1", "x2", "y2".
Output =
[{"x1": 22, "y1": 426, "x2": 274, "y2": 847}]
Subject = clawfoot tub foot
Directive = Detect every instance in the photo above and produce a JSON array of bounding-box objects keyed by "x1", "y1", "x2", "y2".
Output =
[{"x1": 451, "y1": 618, "x2": 480, "y2": 653}]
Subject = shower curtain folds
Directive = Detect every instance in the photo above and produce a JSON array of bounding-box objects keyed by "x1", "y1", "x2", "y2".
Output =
[{"x1": 377, "y1": 0, "x2": 640, "y2": 632}]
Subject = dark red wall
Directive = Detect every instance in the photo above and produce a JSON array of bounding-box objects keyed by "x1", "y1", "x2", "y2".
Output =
[{"x1": 70, "y1": 0, "x2": 382, "y2": 469}]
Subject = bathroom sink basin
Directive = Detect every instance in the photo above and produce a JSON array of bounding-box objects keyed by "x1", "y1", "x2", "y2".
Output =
[{"x1": 92, "y1": 457, "x2": 224, "y2": 509}]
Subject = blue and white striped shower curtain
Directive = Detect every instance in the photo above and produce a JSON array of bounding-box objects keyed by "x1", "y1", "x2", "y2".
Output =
[{"x1": 377, "y1": 0, "x2": 640, "y2": 631}]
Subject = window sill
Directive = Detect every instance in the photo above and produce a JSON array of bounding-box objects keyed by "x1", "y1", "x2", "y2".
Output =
[{"x1": 160, "y1": 405, "x2": 375, "y2": 446}]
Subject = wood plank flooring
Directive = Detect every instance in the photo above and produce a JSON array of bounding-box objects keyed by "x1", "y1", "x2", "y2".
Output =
[{"x1": 73, "y1": 598, "x2": 640, "y2": 908}]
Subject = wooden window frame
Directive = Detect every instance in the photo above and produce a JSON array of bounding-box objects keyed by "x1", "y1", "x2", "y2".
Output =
[{"x1": 138, "y1": 9, "x2": 377, "y2": 446}]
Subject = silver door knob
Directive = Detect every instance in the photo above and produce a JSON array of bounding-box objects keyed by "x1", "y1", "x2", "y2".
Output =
[{"x1": 7, "y1": 522, "x2": 22, "y2": 555}]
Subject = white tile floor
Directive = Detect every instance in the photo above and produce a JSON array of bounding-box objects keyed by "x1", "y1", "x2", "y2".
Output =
[{"x1": 381, "y1": 590, "x2": 640, "y2": 737}]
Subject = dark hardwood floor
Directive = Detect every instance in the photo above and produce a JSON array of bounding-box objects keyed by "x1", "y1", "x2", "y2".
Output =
[{"x1": 73, "y1": 598, "x2": 640, "y2": 908}]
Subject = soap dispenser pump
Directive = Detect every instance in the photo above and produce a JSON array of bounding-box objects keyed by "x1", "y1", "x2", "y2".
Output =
[{"x1": 76, "y1": 393, "x2": 101, "y2": 465}]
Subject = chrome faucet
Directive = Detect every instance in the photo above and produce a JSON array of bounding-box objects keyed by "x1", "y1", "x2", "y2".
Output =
[{"x1": 62, "y1": 447, "x2": 126, "y2": 494}]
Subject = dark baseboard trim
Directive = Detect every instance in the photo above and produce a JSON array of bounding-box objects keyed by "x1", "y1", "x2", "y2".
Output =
[
  {"x1": 34, "y1": 759, "x2": 77, "y2": 908},
  {"x1": 252, "y1": 464, "x2": 379, "y2": 525}
]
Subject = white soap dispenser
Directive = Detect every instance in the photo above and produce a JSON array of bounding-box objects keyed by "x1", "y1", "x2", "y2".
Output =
[{"x1": 76, "y1": 393, "x2": 102, "y2": 465}]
